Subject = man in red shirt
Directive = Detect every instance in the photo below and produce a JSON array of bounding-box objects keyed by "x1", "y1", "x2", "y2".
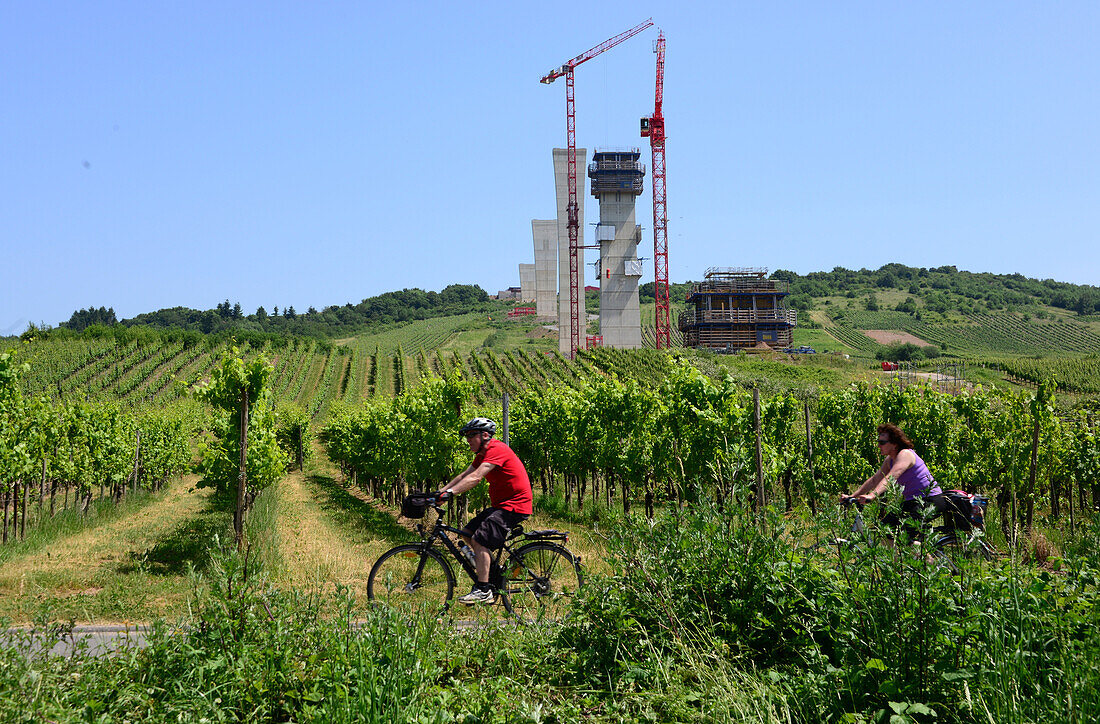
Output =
[{"x1": 438, "y1": 417, "x2": 533, "y2": 604}]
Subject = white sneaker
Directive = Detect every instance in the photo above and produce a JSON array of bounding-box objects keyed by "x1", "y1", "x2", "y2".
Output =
[{"x1": 458, "y1": 587, "x2": 495, "y2": 605}]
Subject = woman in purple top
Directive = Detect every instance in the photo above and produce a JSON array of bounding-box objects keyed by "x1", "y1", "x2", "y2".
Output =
[{"x1": 842, "y1": 423, "x2": 949, "y2": 537}]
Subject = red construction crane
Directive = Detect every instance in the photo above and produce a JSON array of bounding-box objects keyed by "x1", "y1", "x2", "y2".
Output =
[
  {"x1": 541, "y1": 18, "x2": 654, "y2": 358},
  {"x1": 641, "y1": 31, "x2": 670, "y2": 350}
]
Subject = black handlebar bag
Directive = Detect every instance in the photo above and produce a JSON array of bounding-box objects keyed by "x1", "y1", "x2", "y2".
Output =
[{"x1": 401, "y1": 493, "x2": 431, "y2": 519}]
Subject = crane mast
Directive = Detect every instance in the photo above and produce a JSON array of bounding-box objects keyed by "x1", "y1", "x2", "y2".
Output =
[
  {"x1": 641, "y1": 31, "x2": 670, "y2": 350},
  {"x1": 541, "y1": 18, "x2": 654, "y2": 358}
]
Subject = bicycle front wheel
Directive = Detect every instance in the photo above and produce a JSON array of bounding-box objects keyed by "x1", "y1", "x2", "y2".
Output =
[
  {"x1": 501, "y1": 543, "x2": 583, "y2": 621},
  {"x1": 368, "y1": 544, "x2": 455, "y2": 609}
]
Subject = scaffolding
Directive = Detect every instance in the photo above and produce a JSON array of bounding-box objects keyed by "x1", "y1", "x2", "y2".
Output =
[
  {"x1": 679, "y1": 268, "x2": 796, "y2": 351},
  {"x1": 588, "y1": 150, "x2": 645, "y2": 197}
]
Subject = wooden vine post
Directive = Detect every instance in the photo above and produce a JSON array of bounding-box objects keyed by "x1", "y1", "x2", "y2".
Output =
[
  {"x1": 295, "y1": 424, "x2": 304, "y2": 471},
  {"x1": 1025, "y1": 411, "x2": 1039, "y2": 534},
  {"x1": 20, "y1": 475, "x2": 28, "y2": 540},
  {"x1": 804, "y1": 400, "x2": 816, "y2": 515},
  {"x1": 753, "y1": 388, "x2": 765, "y2": 518},
  {"x1": 235, "y1": 387, "x2": 249, "y2": 552},
  {"x1": 131, "y1": 430, "x2": 141, "y2": 496}
]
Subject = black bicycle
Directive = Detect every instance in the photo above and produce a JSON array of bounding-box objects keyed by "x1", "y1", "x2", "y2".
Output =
[
  {"x1": 367, "y1": 493, "x2": 584, "y2": 620},
  {"x1": 809, "y1": 495, "x2": 996, "y2": 573}
]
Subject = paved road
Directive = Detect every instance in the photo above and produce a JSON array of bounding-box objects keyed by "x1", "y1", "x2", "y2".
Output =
[
  {"x1": 3, "y1": 625, "x2": 151, "y2": 658},
  {"x1": 4, "y1": 617, "x2": 501, "y2": 658}
]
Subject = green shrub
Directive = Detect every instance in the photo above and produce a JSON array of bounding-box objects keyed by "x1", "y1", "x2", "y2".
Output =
[{"x1": 555, "y1": 504, "x2": 1100, "y2": 721}]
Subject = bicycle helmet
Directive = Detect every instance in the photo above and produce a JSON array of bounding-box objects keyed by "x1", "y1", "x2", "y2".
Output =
[{"x1": 459, "y1": 417, "x2": 497, "y2": 437}]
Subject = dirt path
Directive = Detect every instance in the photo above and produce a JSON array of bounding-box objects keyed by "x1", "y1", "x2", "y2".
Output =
[{"x1": 0, "y1": 475, "x2": 220, "y2": 624}]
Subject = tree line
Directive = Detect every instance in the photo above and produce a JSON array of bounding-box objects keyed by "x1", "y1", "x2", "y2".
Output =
[
  {"x1": 772, "y1": 263, "x2": 1100, "y2": 315},
  {"x1": 52, "y1": 284, "x2": 495, "y2": 338}
]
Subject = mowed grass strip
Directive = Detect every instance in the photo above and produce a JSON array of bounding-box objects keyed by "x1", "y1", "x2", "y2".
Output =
[
  {"x1": 270, "y1": 469, "x2": 412, "y2": 599},
  {"x1": 0, "y1": 475, "x2": 229, "y2": 625}
]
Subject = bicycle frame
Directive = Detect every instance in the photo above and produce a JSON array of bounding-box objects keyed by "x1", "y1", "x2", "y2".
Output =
[
  {"x1": 413, "y1": 503, "x2": 548, "y2": 586},
  {"x1": 414, "y1": 508, "x2": 484, "y2": 582}
]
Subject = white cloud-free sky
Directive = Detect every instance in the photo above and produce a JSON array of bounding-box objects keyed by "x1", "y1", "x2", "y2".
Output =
[{"x1": 3, "y1": 1, "x2": 1098, "y2": 331}]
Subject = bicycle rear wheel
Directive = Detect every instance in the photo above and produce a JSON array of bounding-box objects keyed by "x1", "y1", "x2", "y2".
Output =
[
  {"x1": 975, "y1": 537, "x2": 998, "y2": 561},
  {"x1": 368, "y1": 544, "x2": 455, "y2": 609},
  {"x1": 935, "y1": 531, "x2": 999, "y2": 564},
  {"x1": 501, "y1": 543, "x2": 582, "y2": 621}
]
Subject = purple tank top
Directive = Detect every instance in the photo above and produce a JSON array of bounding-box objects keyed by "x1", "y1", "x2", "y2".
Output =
[{"x1": 892, "y1": 451, "x2": 942, "y2": 501}]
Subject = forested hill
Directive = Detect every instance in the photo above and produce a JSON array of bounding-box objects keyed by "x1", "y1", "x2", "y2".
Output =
[
  {"x1": 51, "y1": 264, "x2": 1100, "y2": 341},
  {"x1": 767, "y1": 264, "x2": 1100, "y2": 315},
  {"x1": 61, "y1": 284, "x2": 496, "y2": 337}
]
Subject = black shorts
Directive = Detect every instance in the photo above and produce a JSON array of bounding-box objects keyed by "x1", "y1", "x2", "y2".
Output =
[
  {"x1": 461, "y1": 507, "x2": 528, "y2": 550},
  {"x1": 881, "y1": 494, "x2": 948, "y2": 537}
]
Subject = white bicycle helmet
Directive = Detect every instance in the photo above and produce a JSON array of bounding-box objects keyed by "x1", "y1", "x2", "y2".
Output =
[{"x1": 459, "y1": 417, "x2": 497, "y2": 437}]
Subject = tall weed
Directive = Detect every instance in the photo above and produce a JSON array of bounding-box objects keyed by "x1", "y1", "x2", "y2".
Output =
[{"x1": 556, "y1": 504, "x2": 1100, "y2": 722}]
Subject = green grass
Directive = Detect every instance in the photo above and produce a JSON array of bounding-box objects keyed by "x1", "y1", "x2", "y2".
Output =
[
  {"x1": 791, "y1": 326, "x2": 856, "y2": 355},
  {"x1": 8, "y1": 501, "x2": 1100, "y2": 723},
  {"x1": 0, "y1": 478, "x2": 232, "y2": 624},
  {"x1": 0, "y1": 488, "x2": 165, "y2": 566},
  {"x1": 712, "y1": 354, "x2": 847, "y2": 391}
]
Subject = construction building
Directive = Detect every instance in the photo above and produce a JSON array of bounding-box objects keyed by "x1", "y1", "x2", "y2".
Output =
[
  {"x1": 679, "y1": 268, "x2": 796, "y2": 351},
  {"x1": 589, "y1": 149, "x2": 645, "y2": 348}
]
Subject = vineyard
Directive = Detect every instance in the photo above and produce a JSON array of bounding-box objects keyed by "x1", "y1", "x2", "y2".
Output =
[
  {"x1": 0, "y1": 351, "x2": 195, "y2": 548},
  {"x1": 826, "y1": 309, "x2": 1100, "y2": 357},
  {"x1": 9, "y1": 318, "x2": 699, "y2": 421},
  {"x1": 998, "y1": 354, "x2": 1100, "y2": 394},
  {"x1": 321, "y1": 359, "x2": 1099, "y2": 532},
  {"x1": 7, "y1": 325, "x2": 1100, "y2": 722}
]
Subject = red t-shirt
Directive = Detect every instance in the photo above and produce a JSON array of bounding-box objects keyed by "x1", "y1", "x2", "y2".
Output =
[{"x1": 473, "y1": 439, "x2": 533, "y2": 515}]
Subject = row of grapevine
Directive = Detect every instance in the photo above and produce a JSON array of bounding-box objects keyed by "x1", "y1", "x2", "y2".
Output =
[
  {"x1": 822, "y1": 325, "x2": 882, "y2": 353},
  {"x1": 0, "y1": 351, "x2": 193, "y2": 545},
  {"x1": 998, "y1": 355, "x2": 1100, "y2": 394},
  {"x1": 321, "y1": 354, "x2": 1099, "y2": 535},
  {"x1": 580, "y1": 347, "x2": 676, "y2": 385},
  {"x1": 307, "y1": 347, "x2": 350, "y2": 420},
  {"x1": 320, "y1": 372, "x2": 476, "y2": 505}
]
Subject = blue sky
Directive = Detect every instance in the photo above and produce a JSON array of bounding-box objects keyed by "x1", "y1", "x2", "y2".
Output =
[{"x1": 3, "y1": 1, "x2": 1098, "y2": 331}]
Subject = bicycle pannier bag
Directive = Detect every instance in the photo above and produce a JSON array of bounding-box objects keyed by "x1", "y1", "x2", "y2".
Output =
[{"x1": 943, "y1": 490, "x2": 975, "y2": 531}]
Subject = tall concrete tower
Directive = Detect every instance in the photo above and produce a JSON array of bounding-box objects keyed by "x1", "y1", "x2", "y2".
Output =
[
  {"x1": 530, "y1": 220, "x2": 557, "y2": 319},
  {"x1": 553, "y1": 148, "x2": 586, "y2": 354},
  {"x1": 589, "y1": 149, "x2": 645, "y2": 348},
  {"x1": 518, "y1": 263, "x2": 536, "y2": 302}
]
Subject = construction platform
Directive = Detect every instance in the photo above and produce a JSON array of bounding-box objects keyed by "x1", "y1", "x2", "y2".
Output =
[{"x1": 679, "y1": 267, "x2": 796, "y2": 351}]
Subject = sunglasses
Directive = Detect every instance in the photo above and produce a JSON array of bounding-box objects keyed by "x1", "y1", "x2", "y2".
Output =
[{"x1": 877, "y1": 438, "x2": 890, "y2": 445}]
